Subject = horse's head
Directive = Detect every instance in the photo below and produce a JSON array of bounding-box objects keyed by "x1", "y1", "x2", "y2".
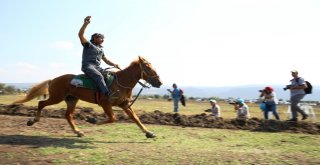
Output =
[{"x1": 138, "y1": 56, "x2": 162, "y2": 88}]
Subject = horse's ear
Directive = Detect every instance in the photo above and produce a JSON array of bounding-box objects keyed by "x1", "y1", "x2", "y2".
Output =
[{"x1": 138, "y1": 56, "x2": 145, "y2": 62}]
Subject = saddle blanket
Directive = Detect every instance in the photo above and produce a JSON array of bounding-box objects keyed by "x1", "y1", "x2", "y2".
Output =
[{"x1": 70, "y1": 73, "x2": 114, "y2": 90}]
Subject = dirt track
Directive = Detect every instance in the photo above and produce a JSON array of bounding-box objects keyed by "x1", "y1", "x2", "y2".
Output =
[{"x1": 1, "y1": 104, "x2": 320, "y2": 135}]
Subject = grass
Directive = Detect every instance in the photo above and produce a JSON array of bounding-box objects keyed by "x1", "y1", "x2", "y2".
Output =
[
  {"x1": 4, "y1": 123, "x2": 320, "y2": 164},
  {"x1": 1, "y1": 94, "x2": 320, "y2": 122},
  {"x1": 1, "y1": 94, "x2": 320, "y2": 164}
]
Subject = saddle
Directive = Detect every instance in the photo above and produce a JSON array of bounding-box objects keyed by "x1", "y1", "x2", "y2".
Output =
[{"x1": 70, "y1": 72, "x2": 115, "y2": 90}]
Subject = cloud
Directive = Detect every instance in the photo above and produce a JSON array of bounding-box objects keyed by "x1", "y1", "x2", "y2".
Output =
[
  {"x1": 49, "y1": 41, "x2": 74, "y2": 50},
  {"x1": 48, "y1": 62, "x2": 67, "y2": 69},
  {"x1": 15, "y1": 62, "x2": 38, "y2": 70}
]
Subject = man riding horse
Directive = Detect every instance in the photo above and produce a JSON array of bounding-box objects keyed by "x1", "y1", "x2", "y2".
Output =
[
  {"x1": 11, "y1": 16, "x2": 162, "y2": 138},
  {"x1": 79, "y1": 16, "x2": 119, "y2": 97}
]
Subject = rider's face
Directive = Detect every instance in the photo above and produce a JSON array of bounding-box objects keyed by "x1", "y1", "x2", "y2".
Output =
[{"x1": 94, "y1": 36, "x2": 104, "y2": 45}]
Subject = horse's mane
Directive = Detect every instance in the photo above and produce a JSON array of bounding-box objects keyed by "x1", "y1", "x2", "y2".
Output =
[{"x1": 129, "y1": 59, "x2": 139, "y2": 67}]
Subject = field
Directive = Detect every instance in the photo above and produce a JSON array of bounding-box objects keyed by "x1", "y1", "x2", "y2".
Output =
[{"x1": 0, "y1": 94, "x2": 320, "y2": 164}]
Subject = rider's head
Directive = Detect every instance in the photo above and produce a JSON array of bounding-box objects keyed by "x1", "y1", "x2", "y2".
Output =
[{"x1": 90, "y1": 33, "x2": 104, "y2": 46}]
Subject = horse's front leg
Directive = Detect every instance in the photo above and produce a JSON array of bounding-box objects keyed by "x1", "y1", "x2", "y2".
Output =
[{"x1": 123, "y1": 107, "x2": 156, "y2": 138}]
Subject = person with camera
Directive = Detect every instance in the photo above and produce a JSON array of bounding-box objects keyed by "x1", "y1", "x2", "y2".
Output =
[
  {"x1": 208, "y1": 99, "x2": 221, "y2": 117},
  {"x1": 285, "y1": 70, "x2": 308, "y2": 122},
  {"x1": 232, "y1": 98, "x2": 250, "y2": 119},
  {"x1": 167, "y1": 83, "x2": 182, "y2": 113},
  {"x1": 259, "y1": 86, "x2": 280, "y2": 120}
]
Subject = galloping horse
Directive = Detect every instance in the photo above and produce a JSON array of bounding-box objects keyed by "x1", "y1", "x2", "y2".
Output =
[{"x1": 12, "y1": 56, "x2": 162, "y2": 138}]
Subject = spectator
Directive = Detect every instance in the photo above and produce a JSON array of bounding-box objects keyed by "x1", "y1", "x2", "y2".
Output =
[
  {"x1": 167, "y1": 83, "x2": 182, "y2": 113},
  {"x1": 285, "y1": 70, "x2": 308, "y2": 121},
  {"x1": 233, "y1": 98, "x2": 250, "y2": 119},
  {"x1": 259, "y1": 86, "x2": 280, "y2": 120},
  {"x1": 209, "y1": 99, "x2": 221, "y2": 117}
]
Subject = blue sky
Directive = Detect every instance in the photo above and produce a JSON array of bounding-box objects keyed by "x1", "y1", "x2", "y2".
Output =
[{"x1": 1, "y1": 0, "x2": 320, "y2": 87}]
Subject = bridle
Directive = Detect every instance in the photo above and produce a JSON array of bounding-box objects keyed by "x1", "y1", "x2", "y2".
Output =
[{"x1": 139, "y1": 60, "x2": 159, "y2": 87}]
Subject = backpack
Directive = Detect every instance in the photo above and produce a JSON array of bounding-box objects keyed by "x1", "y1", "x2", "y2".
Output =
[
  {"x1": 179, "y1": 89, "x2": 184, "y2": 95},
  {"x1": 296, "y1": 78, "x2": 312, "y2": 94},
  {"x1": 304, "y1": 81, "x2": 312, "y2": 94}
]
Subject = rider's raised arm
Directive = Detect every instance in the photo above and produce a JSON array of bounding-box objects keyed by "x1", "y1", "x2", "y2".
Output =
[{"x1": 78, "y1": 16, "x2": 91, "y2": 44}]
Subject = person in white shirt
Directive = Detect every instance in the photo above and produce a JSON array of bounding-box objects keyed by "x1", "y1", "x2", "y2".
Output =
[
  {"x1": 209, "y1": 99, "x2": 221, "y2": 117},
  {"x1": 259, "y1": 86, "x2": 280, "y2": 120}
]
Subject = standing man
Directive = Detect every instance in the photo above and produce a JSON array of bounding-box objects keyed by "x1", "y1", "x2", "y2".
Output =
[
  {"x1": 167, "y1": 83, "x2": 181, "y2": 113},
  {"x1": 286, "y1": 70, "x2": 308, "y2": 121},
  {"x1": 78, "y1": 16, "x2": 119, "y2": 96}
]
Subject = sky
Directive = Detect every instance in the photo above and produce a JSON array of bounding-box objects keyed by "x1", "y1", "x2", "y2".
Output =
[{"x1": 1, "y1": 0, "x2": 320, "y2": 87}]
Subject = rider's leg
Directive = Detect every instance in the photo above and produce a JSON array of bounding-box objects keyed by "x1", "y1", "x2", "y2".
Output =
[{"x1": 82, "y1": 65, "x2": 111, "y2": 96}]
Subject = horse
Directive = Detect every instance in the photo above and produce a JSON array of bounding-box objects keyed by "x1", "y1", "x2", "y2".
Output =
[{"x1": 12, "y1": 56, "x2": 162, "y2": 138}]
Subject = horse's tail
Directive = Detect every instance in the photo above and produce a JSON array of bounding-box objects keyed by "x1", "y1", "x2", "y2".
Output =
[{"x1": 12, "y1": 80, "x2": 51, "y2": 104}]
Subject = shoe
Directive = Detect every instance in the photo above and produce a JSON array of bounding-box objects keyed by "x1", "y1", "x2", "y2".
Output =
[
  {"x1": 105, "y1": 90, "x2": 112, "y2": 96},
  {"x1": 302, "y1": 114, "x2": 308, "y2": 120},
  {"x1": 286, "y1": 118, "x2": 298, "y2": 122}
]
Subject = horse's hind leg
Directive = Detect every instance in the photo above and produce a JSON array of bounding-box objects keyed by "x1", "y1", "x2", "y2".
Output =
[
  {"x1": 27, "y1": 95, "x2": 64, "y2": 126},
  {"x1": 96, "y1": 102, "x2": 116, "y2": 125},
  {"x1": 64, "y1": 96, "x2": 83, "y2": 137}
]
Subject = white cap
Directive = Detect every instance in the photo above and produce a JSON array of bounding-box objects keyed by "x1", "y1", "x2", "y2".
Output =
[{"x1": 209, "y1": 99, "x2": 216, "y2": 103}]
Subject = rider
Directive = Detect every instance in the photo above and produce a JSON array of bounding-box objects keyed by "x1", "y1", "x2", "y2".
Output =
[{"x1": 78, "y1": 16, "x2": 119, "y2": 96}]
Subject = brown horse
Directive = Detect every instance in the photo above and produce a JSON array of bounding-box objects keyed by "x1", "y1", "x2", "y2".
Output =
[{"x1": 12, "y1": 56, "x2": 162, "y2": 138}]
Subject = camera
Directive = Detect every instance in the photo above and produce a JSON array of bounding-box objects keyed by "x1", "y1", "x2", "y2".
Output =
[
  {"x1": 259, "y1": 89, "x2": 266, "y2": 92},
  {"x1": 283, "y1": 85, "x2": 291, "y2": 91},
  {"x1": 229, "y1": 101, "x2": 238, "y2": 105}
]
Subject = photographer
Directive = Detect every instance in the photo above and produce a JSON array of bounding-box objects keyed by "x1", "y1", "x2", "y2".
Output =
[
  {"x1": 285, "y1": 70, "x2": 308, "y2": 122},
  {"x1": 167, "y1": 83, "x2": 182, "y2": 113},
  {"x1": 259, "y1": 86, "x2": 280, "y2": 120},
  {"x1": 208, "y1": 99, "x2": 221, "y2": 117},
  {"x1": 231, "y1": 98, "x2": 250, "y2": 119}
]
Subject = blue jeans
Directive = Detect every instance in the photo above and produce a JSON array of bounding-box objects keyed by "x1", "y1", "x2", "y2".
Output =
[
  {"x1": 82, "y1": 65, "x2": 109, "y2": 95},
  {"x1": 264, "y1": 102, "x2": 280, "y2": 120},
  {"x1": 290, "y1": 94, "x2": 306, "y2": 119},
  {"x1": 173, "y1": 98, "x2": 179, "y2": 112}
]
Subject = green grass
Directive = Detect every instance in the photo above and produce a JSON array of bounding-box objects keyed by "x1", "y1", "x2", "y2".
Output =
[{"x1": 6, "y1": 123, "x2": 320, "y2": 164}]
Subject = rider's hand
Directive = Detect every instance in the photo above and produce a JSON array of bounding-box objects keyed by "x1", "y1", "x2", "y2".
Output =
[
  {"x1": 114, "y1": 64, "x2": 120, "y2": 69},
  {"x1": 84, "y1": 16, "x2": 91, "y2": 24}
]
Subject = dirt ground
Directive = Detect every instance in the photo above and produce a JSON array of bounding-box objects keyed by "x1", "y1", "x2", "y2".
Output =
[
  {"x1": 0, "y1": 104, "x2": 320, "y2": 164},
  {"x1": 1, "y1": 104, "x2": 320, "y2": 135}
]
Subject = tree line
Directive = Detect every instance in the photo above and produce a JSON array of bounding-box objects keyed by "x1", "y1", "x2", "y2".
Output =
[{"x1": 0, "y1": 83, "x2": 19, "y2": 94}]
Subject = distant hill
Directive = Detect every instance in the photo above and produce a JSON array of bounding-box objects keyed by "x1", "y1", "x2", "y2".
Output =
[
  {"x1": 6, "y1": 83, "x2": 319, "y2": 101},
  {"x1": 5, "y1": 83, "x2": 36, "y2": 90}
]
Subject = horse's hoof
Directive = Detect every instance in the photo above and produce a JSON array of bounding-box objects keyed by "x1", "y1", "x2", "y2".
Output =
[
  {"x1": 145, "y1": 132, "x2": 156, "y2": 138},
  {"x1": 27, "y1": 119, "x2": 34, "y2": 126},
  {"x1": 96, "y1": 120, "x2": 105, "y2": 125},
  {"x1": 76, "y1": 131, "x2": 85, "y2": 137}
]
